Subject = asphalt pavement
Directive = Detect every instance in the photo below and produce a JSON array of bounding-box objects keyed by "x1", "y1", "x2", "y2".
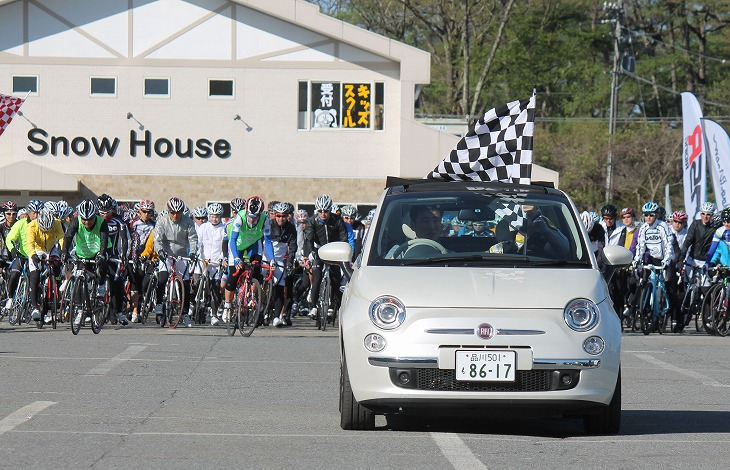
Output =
[{"x1": 1, "y1": 318, "x2": 729, "y2": 469}]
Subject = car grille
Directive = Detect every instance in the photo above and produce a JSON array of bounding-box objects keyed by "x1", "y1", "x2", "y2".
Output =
[{"x1": 416, "y1": 369, "x2": 553, "y2": 392}]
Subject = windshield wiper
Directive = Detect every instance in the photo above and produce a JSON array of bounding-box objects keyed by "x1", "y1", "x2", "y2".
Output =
[
  {"x1": 529, "y1": 259, "x2": 591, "y2": 267},
  {"x1": 400, "y1": 254, "x2": 529, "y2": 266}
]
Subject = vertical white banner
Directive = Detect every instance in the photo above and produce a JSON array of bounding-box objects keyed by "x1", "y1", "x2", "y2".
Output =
[
  {"x1": 704, "y1": 119, "x2": 730, "y2": 211},
  {"x1": 681, "y1": 92, "x2": 706, "y2": 219}
]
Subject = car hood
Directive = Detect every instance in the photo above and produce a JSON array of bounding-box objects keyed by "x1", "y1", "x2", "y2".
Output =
[{"x1": 349, "y1": 266, "x2": 608, "y2": 309}]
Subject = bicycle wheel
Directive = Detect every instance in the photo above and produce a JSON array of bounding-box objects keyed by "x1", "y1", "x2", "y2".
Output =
[
  {"x1": 194, "y1": 276, "x2": 209, "y2": 324},
  {"x1": 639, "y1": 284, "x2": 652, "y2": 335},
  {"x1": 318, "y1": 277, "x2": 330, "y2": 331},
  {"x1": 141, "y1": 275, "x2": 157, "y2": 325},
  {"x1": 260, "y1": 277, "x2": 273, "y2": 326},
  {"x1": 697, "y1": 286, "x2": 711, "y2": 333},
  {"x1": 0, "y1": 276, "x2": 7, "y2": 322},
  {"x1": 9, "y1": 275, "x2": 28, "y2": 325},
  {"x1": 227, "y1": 297, "x2": 239, "y2": 336},
  {"x1": 712, "y1": 285, "x2": 730, "y2": 336},
  {"x1": 707, "y1": 284, "x2": 726, "y2": 336},
  {"x1": 70, "y1": 278, "x2": 85, "y2": 335},
  {"x1": 240, "y1": 279, "x2": 261, "y2": 337},
  {"x1": 42, "y1": 277, "x2": 58, "y2": 330},
  {"x1": 88, "y1": 278, "x2": 103, "y2": 334},
  {"x1": 166, "y1": 277, "x2": 184, "y2": 329}
]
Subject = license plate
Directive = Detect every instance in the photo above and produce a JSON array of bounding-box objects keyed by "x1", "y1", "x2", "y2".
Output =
[{"x1": 455, "y1": 350, "x2": 516, "y2": 382}]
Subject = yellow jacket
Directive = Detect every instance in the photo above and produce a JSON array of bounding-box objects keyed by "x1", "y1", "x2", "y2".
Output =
[{"x1": 25, "y1": 218, "x2": 64, "y2": 257}]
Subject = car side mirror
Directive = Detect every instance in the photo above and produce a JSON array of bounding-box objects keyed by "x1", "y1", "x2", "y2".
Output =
[
  {"x1": 318, "y1": 241, "x2": 353, "y2": 280},
  {"x1": 600, "y1": 245, "x2": 633, "y2": 282}
]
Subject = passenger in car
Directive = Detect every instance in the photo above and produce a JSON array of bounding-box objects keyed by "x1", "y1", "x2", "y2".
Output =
[{"x1": 384, "y1": 205, "x2": 444, "y2": 258}]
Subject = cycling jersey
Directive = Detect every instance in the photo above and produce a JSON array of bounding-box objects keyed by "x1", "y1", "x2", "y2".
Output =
[
  {"x1": 303, "y1": 214, "x2": 348, "y2": 257},
  {"x1": 25, "y1": 218, "x2": 64, "y2": 257},
  {"x1": 6, "y1": 217, "x2": 30, "y2": 258},
  {"x1": 104, "y1": 214, "x2": 129, "y2": 258},
  {"x1": 154, "y1": 214, "x2": 198, "y2": 257},
  {"x1": 227, "y1": 214, "x2": 272, "y2": 263},
  {"x1": 705, "y1": 226, "x2": 730, "y2": 263},
  {"x1": 63, "y1": 216, "x2": 110, "y2": 260},
  {"x1": 634, "y1": 220, "x2": 673, "y2": 264},
  {"x1": 198, "y1": 221, "x2": 226, "y2": 262},
  {"x1": 131, "y1": 218, "x2": 155, "y2": 257},
  {"x1": 679, "y1": 218, "x2": 716, "y2": 264}
]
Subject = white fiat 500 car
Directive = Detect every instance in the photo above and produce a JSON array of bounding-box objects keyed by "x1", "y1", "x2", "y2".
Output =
[{"x1": 319, "y1": 179, "x2": 632, "y2": 434}]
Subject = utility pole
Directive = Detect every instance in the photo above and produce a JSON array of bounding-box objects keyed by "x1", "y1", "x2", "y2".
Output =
[{"x1": 605, "y1": 1, "x2": 623, "y2": 204}]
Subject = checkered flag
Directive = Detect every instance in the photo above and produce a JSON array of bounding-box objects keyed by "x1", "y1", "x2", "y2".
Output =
[
  {"x1": 0, "y1": 93, "x2": 25, "y2": 139},
  {"x1": 427, "y1": 96, "x2": 535, "y2": 184},
  {"x1": 494, "y1": 203, "x2": 525, "y2": 232}
]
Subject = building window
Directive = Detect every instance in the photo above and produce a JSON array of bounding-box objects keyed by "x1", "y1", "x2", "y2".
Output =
[
  {"x1": 144, "y1": 78, "x2": 170, "y2": 98},
  {"x1": 12, "y1": 76, "x2": 38, "y2": 95},
  {"x1": 90, "y1": 77, "x2": 116, "y2": 97},
  {"x1": 374, "y1": 82, "x2": 384, "y2": 131},
  {"x1": 209, "y1": 79, "x2": 234, "y2": 98},
  {"x1": 298, "y1": 81, "x2": 382, "y2": 131}
]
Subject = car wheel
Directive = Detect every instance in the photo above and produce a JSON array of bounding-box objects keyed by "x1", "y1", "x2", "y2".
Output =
[
  {"x1": 584, "y1": 368, "x2": 621, "y2": 435},
  {"x1": 340, "y1": 356, "x2": 375, "y2": 430}
]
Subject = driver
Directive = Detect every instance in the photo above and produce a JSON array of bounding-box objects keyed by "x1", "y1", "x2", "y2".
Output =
[{"x1": 385, "y1": 206, "x2": 443, "y2": 259}]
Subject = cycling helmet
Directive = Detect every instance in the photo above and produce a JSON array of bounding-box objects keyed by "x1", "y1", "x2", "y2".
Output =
[
  {"x1": 139, "y1": 200, "x2": 156, "y2": 211},
  {"x1": 56, "y1": 200, "x2": 69, "y2": 217},
  {"x1": 271, "y1": 202, "x2": 289, "y2": 215},
  {"x1": 580, "y1": 211, "x2": 595, "y2": 232},
  {"x1": 656, "y1": 206, "x2": 666, "y2": 221},
  {"x1": 451, "y1": 217, "x2": 464, "y2": 226},
  {"x1": 700, "y1": 202, "x2": 717, "y2": 214},
  {"x1": 620, "y1": 207, "x2": 635, "y2": 218},
  {"x1": 246, "y1": 196, "x2": 265, "y2": 217},
  {"x1": 122, "y1": 210, "x2": 135, "y2": 224},
  {"x1": 600, "y1": 204, "x2": 618, "y2": 218},
  {"x1": 332, "y1": 203, "x2": 340, "y2": 214},
  {"x1": 642, "y1": 201, "x2": 659, "y2": 214},
  {"x1": 27, "y1": 199, "x2": 43, "y2": 212},
  {"x1": 722, "y1": 208, "x2": 730, "y2": 223},
  {"x1": 182, "y1": 205, "x2": 192, "y2": 218},
  {"x1": 672, "y1": 210, "x2": 688, "y2": 223},
  {"x1": 340, "y1": 204, "x2": 358, "y2": 218},
  {"x1": 314, "y1": 194, "x2": 333, "y2": 212},
  {"x1": 97, "y1": 194, "x2": 115, "y2": 213},
  {"x1": 268, "y1": 200, "x2": 281, "y2": 213},
  {"x1": 207, "y1": 203, "x2": 224, "y2": 216},
  {"x1": 1, "y1": 200, "x2": 17, "y2": 211},
  {"x1": 192, "y1": 206, "x2": 208, "y2": 218},
  {"x1": 295, "y1": 209, "x2": 309, "y2": 221},
  {"x1": 60, "y1": 206, "x2": 74, "y2": 219},
  {"x1": 159, "y1": 209, "x2": 169, "y2": 217},
  {"x1": 167, "y1": 197, "x2": 185, "y2": 213},
  {"x1": 230, "y1": 197, "x2": 246, "y2": 214},
  {"x1": 77, "y1": 199, "x2": 98, "y2": 220},
  {"x1": 37, "y1": 208, "x2": 55, "y2": 231},
  {"x1": 17, "y1": 208, "x2": 28, "y2": 219},
  {"x1": 43, "y1": 201, "x2": 58, "y2": 215}
]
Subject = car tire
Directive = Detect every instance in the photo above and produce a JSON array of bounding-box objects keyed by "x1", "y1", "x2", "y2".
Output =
[
  {"x1": 584, "y1": 368, "x2": 621, "y2": 435},
  {"x1": 340, "y1": 356, "x2": 375, "y2": 430}
]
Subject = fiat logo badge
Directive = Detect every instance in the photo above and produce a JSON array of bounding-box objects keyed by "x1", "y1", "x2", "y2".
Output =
[{"x1": 477, "y1": 323, "x2": 494, "y2": 340}]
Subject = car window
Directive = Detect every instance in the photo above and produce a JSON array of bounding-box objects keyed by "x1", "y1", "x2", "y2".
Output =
[{"x1": 368, "y1": 189, "x2": 590, "y2": 266}]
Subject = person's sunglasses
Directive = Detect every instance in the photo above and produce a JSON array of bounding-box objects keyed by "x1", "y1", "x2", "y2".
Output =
[
  {"x1": 4, "y1": 211, "x2": 16, "y2": 216},
  {"x1": 701, "y1": 212, "x2": 713, "y2": 216},
  {"x1": 274, "y1": 213, "x2": 287, "y2": 218},
  {"x1": 643, "y1": 212, "x2": 656, "y2": 217},
  {"x1": 317, "y1": 210, "x2": 330, "y2": 214},
  {"x1": 170, "y1": 211, "x2": 182, "y2": 215},
  {"x1": 195, "y1": 216, "x2": 207, "y2": 220},
  {"x1": 621, "y1": 215, "x2": 633, "y2": 218},
  {"x1": 140, "y1": 209, "x2": 152, "y2": 214}
]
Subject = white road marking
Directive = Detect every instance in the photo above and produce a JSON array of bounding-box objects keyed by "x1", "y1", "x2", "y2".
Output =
[
  {"x1": 86, "y1": 345, "x2": 148, "y2": 375},
  {"x1": 431, "y1": 432, "x2": 487, "y2": 470},
  {"x1": 0, "y1": 401, "x2": 56, "y2": 435},
  {"x1": 635, "y1": 353, "x2": 729, "y2": 387}
]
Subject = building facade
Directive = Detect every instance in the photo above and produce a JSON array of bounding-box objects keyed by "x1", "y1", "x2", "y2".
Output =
[{"x1": 0, "y1": 0, "x2": 556, "y2": 210}]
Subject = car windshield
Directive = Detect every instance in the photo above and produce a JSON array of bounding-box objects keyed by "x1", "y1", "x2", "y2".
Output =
[{"x1": 368, "y1": 187, "x2": 591, "y2": 267}]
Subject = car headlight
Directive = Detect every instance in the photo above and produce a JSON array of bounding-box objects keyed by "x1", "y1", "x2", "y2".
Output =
[
  {"x1": 564, "y1": 298, "x2": 599, "y2": 332},
  {"x1": 369, "y1": 296, "x2": 406, "y2": 330}
]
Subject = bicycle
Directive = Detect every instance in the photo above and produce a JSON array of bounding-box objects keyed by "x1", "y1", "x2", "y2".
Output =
[
  {"x1": 140, "y1": 259, "x2": 161, "y2": 325},
  {"x1": 317, "y1": 263, "x2": 341, "y2": 331},
  {"x1": 68, "y1": 258, "x2": 105, "y2": 335},
  {"x1": 0, "y1": 263, "x2": 9, "y2": 322},
  {"x1": 701, "y1": 266, "x2": 730, "y2": 336},
  {"x1": 160, "y1": 255, "x2": 194, "y2": 329},
  {"x1": 678, "y1": 262, "x2": 709, "y2": 333},
  {"x1": 38, "y1": 254, "x2": 62, "y2": 329},
  {"x1": 192, "y1": 260, "x2": 224, "y2": 325},
  {"x1": 8, "y1": 260, "x2": 31, "y2": 326},
  {"x1": 229, "y1": 260, "x2": 272, "y2": 337},
  {"x1": 637, "y1": 264, "x2": 671, "y2": 335}
]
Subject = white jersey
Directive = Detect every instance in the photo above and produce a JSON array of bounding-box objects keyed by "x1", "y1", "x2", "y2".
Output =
[
  {"x1": 198, "y1": 221, "x2": 226, "y2": 263},
  {"x1": 634, "y1": 220, "x2": 674, "y2": 264}
]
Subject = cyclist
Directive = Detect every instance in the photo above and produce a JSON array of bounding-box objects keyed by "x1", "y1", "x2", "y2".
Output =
[
  {"x1": 1, "y1": 201, "x2": 18, "y2": 311},
  {"x1": 340, "y1": 204, "x2": 358, "y2": 252},
  {"x1": 222, "y1": 196, "x2": 270, "y2": 323},
  {"x1": 154, "y1": 197, "x2": 198, "y2": 328},
  {"x1": 708, "y1": 209, "x2": 730, "y2": 267},
  {"x1": 192, "y1": 206, "x2": 208, "y2": 228},
  {"x1": 26, "y1": 208, "x2": 64, "y2": 324},
  {"x1": 62, "y1": 200, "x2": 110, "y2": 326},
  {"x1": 129, "y1": 199, "x2": 156, "y2": 322},
  {"x1": 669, "y1": 210, "x2": 689, "y2": 257},
  {"x1": 304, "y1": 194, "x2": 347, "y2": 320},
  {"x1": 606, "y1": 207, "x2": 639, "y2": 320},
  {"x1": 581, "y1": 211, "x2": 606, "y2": 260},
  {"x1": 197, "y1": 202, "x2": 227, "y2": 325},
  {"x1": 679, "y1": 202, "x2": 717, "y2": 270},
  {"x1": 600, "y1": 204, "x2": 623, "y2": 245},
  {"x1": 98, "y1": 194, "x2": 130, "y2": 326},
  {"x1": 632, "y1": 201, "x2": 678, "y2": 331},
  {"x1": 266, "y1": 202, "x2": 298, "y2": 327},
  {"x1": 5, "y1": 199, "x2": 42, "y2": 315},
  {"x1": 291, "y1": 209, "x2": 311, "y2": 316}
]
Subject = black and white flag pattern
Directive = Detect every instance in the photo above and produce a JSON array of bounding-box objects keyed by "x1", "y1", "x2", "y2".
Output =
[{"x1": 427, "y1": 96, "x2": 535, "y2": 184}]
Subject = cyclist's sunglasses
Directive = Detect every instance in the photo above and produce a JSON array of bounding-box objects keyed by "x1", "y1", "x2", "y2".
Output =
[
  {"x1": 317, "y1": 210, "x2": 330, "y2": 214},
  {"x1": 701, "y1": 212, "x2": 713, "y2": 216},
  {"x1": 4, "y1": 211, "x2": 16, "y2": 216},
  {"x1": 643, "y1": 212, "x2": 656, "y2": 217},
  {"x1": 140, "y1": 209, "x2": 153, "y2": 214},
  {"x1": 274, "y1": 213, "x2": 287, "y2": 218},
  {"x1": 194, "y1": 216, "x2": 207, "y2": 220}
]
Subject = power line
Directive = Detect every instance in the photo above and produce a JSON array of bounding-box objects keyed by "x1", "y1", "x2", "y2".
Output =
[
  {"x1": 621, "y1": 70, "x2": 730, "y2": 109},
  {"x1": 625, "y1": 27, "x2": 730, "y2": 64}
]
